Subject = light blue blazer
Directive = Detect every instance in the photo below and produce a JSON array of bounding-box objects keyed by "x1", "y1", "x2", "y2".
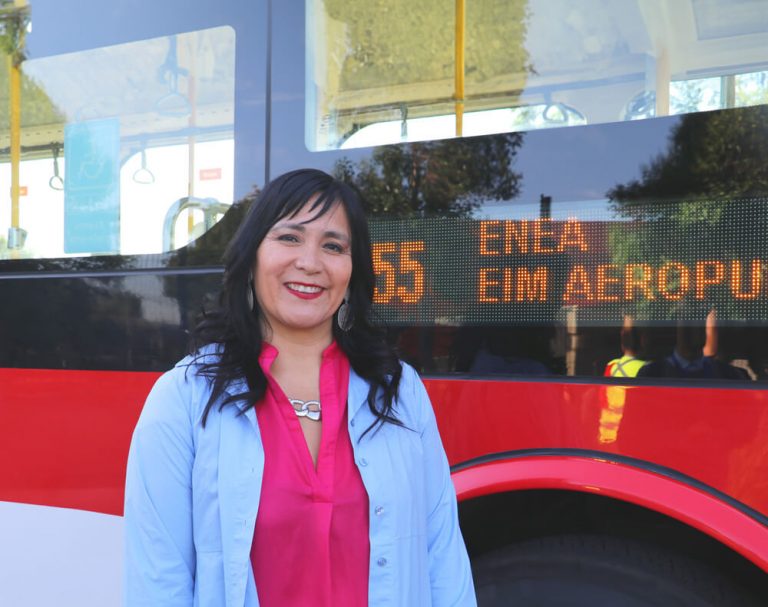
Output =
[{"x1": 124, "y1": 349, "x2": 477, "y2": 607}]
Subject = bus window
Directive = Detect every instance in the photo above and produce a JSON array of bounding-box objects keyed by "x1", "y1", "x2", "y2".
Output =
[
  {"x1": 0, "y1": 25, "x2": 235, "y2": 259},
  {"x1": 670, "y1": 71, "x2": 768, "y2": 114},
  {"x1": 295, "y1": 0, "x2": 768, "y2": 382},
  {"x1": 341, "y1": 104, "x2": 586, "y2": 150},
  {"x1": 306, "y1": 0, "x2": 768, "y2": 150}
]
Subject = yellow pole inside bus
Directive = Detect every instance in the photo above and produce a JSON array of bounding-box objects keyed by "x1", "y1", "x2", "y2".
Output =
[
  {"x1": 9, "y1": 0, "x2": 27, "y2": 236},
  {"x1": 454, "y1": 0, "x2": 465, "y2": 137},
  {"x1": 187, "y1": 43, "x2": 196, "y2": 238},
  {"x1": 9, "y1": 54, "x2": 21, "y2": 229}
]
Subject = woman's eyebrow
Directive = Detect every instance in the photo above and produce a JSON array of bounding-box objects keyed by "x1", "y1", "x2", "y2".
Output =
[
  {"x1": 272, "y1": 221, "x2": 305, "y2": 232},
  {"x1": 324, "y1": 230, "x2": 351, "y2": 244},
  {"x1": 273, "y1": 222, "x2": 350, "y2": 243}
]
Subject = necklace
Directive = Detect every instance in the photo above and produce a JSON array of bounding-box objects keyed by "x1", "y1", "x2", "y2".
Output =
[{"x1": 289, "y1": 398, "x2": 321, "y2": 421}]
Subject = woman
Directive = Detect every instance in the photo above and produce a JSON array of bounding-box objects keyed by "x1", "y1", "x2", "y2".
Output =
[{"x1": 124, "y1": 169, "x2": 477, "y2": 606}]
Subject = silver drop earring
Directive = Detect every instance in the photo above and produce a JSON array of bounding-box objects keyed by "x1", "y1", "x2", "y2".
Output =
[
  {"x1": 337, "y1": 290, "x2": 353, "y2": 331},
  {"x1": 246, "y1": 272, "x2": 255, "y2": 312}
]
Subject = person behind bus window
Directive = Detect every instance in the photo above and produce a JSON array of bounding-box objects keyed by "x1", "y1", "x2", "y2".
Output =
[
  {"x1": 123, "y1": 169, "x2": 477, "y2": 607},
  {"x1": 467, "y1": 327, "x2": 550, "y2": 376},
  {"x1": 604, "y1": 316, "x2": 648, "y2": 378},
  {"x1": 637, "y1": 312, "x2": 747, "y2": 380}
]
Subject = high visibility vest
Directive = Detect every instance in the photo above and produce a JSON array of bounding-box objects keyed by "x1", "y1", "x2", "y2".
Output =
[{"x1": 604, "y1": 355, "x2": 647, "y2": 378}]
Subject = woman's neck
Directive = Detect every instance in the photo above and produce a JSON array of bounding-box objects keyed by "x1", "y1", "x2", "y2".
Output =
[
  {"x1": 262, "y1": 324, "x2": 333, "y2": 366},
  {"x1": 262, "y1": 328, "x2": 333, "y2": 401}
]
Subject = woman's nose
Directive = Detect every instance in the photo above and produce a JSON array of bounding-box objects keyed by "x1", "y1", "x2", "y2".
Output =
[{"x1": 294, "y1": 244, "x2": 321, "y2": 272}]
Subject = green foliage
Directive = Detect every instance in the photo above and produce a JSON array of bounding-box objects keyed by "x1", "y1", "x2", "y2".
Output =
[
  {"x1": 334, "y1": 133, "x2": 524, "y2": 217},
  {"x1": 608, "y1": 106, "x2": 768, "y2": 204},
  {"x1": 0, "y1": 59, "x2": 66, "y2": 129},
  {"x1": 322, "y1": 0, "x2": 530, "y2": 92},
  {"x1": 0, "y1": 1, "x2": 30, "y2": 64},
  {"x1": 736, "y1": 72, "x2": 768, "y2": 107},
  {"x1": 0, "y1": 2, "x2": 65, "y2": 132},
  {"x1": 607, "y1": 106, "x2": 768, "y2": 322}
]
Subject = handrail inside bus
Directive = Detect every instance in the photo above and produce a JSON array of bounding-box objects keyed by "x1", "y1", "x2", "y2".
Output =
[{"x1": 162, "y1": 196, "x2": 230, "y2": 252}]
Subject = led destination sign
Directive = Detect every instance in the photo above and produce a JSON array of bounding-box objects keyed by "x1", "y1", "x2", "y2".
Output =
[{"x1": 369, "y1": 215, "x2": 768, "y2": 325}]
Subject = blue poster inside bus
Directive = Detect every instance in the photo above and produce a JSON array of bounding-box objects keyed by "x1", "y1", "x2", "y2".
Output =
[{"x1": 64, "y1": 119, "x2": 121, "y2": 254}]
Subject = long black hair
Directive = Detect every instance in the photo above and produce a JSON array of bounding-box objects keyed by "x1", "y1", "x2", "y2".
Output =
[{"x1": 193, "y1": 168, "x2": 402, "y2": 433}]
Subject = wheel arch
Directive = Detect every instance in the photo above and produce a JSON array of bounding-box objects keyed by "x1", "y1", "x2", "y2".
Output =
[{"x1": 452, "y1": 450, "x2": 768, "y2": 577}]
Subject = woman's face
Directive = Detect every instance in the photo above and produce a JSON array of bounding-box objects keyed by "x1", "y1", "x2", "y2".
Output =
[{"x1": 253, "y1": 200, "x2": 352, "y2": 342}]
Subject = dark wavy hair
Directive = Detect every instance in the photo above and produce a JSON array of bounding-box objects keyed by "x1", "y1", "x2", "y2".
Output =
[{"x1": 193, "y1": 168, "x2": 402, "y2": 434}]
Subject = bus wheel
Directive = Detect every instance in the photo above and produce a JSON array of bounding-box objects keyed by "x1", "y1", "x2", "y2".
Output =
[{"x1": 472, "y1": 534, "x2": 758, "y2": 607}]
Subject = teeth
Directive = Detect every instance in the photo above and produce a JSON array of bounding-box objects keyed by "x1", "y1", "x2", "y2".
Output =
[{"x1": 288, "y1": 283, "x2": 322, "y2": 294}]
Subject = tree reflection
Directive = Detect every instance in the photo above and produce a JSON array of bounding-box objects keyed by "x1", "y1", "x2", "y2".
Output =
[
  {"x1": 609, "y1": 106, "x2": 768, "y2": 204},
  {"x1": 607, "y1": 107, "x2": 768, "y2": 298},
  {"x1": 334, "y1": 133, "x2": 524, "y2": 217},
  {"x1": 607, "y1": 105, "x2": 768, "y2": 367}
]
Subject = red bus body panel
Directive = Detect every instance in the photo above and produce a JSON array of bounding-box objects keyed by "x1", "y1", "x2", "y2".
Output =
[
  {"x1": 0, "y1": 368, "x2": 156, "y2": 516},
  {"x1": 2, "y1": 369, "x2": 767, "y2": 571},
  {"x1": 426, "y1": 378, "x2": 768, "y2": 518},
  {"x1": 451, "y1": 457, "x2": 768, "y2": 573}
]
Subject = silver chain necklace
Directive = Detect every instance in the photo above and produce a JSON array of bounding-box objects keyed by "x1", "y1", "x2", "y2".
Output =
[{"x1": 289, "y1": 398, "x2": 321, "y2": 421}]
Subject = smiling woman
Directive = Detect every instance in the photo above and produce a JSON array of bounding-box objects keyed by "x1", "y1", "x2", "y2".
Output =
[
  {"x1": 253, "y1": 201, "x2": 352, "y2": 344},
  {"x1": 123, "y1": 168, "x2": 477, "y2": 607}
]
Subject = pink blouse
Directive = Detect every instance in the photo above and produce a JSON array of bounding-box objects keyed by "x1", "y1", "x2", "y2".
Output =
[{"x1": 251, "y1": 342, "x2": 369, "y2": 607}]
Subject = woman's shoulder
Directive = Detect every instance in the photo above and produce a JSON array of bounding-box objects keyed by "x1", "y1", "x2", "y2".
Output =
[
  {"x1": 396, "y1": 360, "x2": 422, "y2": 389},
  {"x1": 183, "y1": 342, "x2": 224, "y2": 368},
  {"x1": 162, "y1": 343, "x2": 222, "y2": 392},
  {"x1": 138, "y1": 346, "x2": 221, "y2": 428}
]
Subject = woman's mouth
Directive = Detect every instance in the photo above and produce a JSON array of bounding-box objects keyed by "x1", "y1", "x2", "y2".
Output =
[{"x1": 285, "y1": 282, "x2": 324, "y2": 299}]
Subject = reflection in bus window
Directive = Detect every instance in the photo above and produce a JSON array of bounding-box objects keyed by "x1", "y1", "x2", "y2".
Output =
[
  {"x1": 341, "y1": 104, "x2": 585, "y2": 150},
  {"x1": 315, "y1": 0, "x2": 768, "y2": 384},
  {"x1": 0, "y1": 26, "x2": 235, "y2": 259},
  {"x1": 307, "y1": 0, "x2": 768, "y2": 150},
  {"x1": 358, "y1": 169, "x2": 768, "y2": 382}
]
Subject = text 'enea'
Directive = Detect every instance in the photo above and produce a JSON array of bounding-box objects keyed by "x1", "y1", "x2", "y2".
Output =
[{"x1": 478, "y1": 219, "x2": 588, "y2": 255}]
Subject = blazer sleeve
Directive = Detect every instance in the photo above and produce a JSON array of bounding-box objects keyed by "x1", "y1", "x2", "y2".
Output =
[
  {"x1": 407, "y1": 366, "x2": 478, "y2": 606},
  {"x1": 124, "y1": 366, "x2": 197, "y2": 607}
]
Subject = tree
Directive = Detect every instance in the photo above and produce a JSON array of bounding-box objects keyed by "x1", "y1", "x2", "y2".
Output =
[
  {"x1": 608, "y1": 106, "x2": 768, "y2": 205},
  {"x1": 334, "y1": 133, "x2": 524, "y2": 217},
  {"x1": 315, "y1": 0, "x2": 532, "y2": 151},
  {"x1": 607, "y1": 105, "x2": 768, "y2": 322},
  {"x1": 322, "y1": 0, "x2": 530, "y2": 95},
  {"x1": 0, "y1": 1, "x2": 65, "y2": 141},
  {"x1": 0, "y1": 0, "x2": 29, "y2": 65}
]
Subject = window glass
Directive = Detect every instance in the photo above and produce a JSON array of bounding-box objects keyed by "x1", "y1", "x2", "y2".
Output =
[
  {"x1": 307, "y1": 0, "x2": 768, "y2": 150},
  {"x1": 300, "y1": 0, "x2": 768, "y2": 382},
  {"x1": 0, "y1": 25, "x2": 235, "y2": 259},
  {"x1": 368, "y1": 197, "x2": 768, "y2": 326},
  {"x1": 367, "y1": 188, "x2": 768, "y2": 382}
]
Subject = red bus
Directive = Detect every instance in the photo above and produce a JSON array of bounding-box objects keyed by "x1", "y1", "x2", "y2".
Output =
[{"x1": 2, "y1": 0, "x2": 768, "y2": 604}]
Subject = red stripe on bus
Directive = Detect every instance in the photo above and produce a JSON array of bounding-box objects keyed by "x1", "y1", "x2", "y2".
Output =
[
  {"x1": 2, "y1": 368, "x2": 768, "y2": 528},
  {"x1": 0, "y1": 368, "x2": 159, "y2": 516},
  {"x1": 426, "y1": 378, "x2": 768, "y2": 519}
]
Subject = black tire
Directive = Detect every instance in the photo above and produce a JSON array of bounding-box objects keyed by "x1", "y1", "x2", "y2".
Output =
[{"x1": 472, "y1": 534, "x2": 760, "y2": 607}]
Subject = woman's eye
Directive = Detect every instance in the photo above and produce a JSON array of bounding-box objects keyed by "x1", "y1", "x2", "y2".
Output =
[
  {"x1": 324, "y1": 242, "x2": 345, "y2": 253},
  {"x1": 277, "y1": 233, "x2": 299, "y2": 243}
]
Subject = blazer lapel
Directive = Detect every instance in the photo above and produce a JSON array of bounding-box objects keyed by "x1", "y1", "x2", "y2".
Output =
[{"x1": 348, "y1": 370, "x2": 370, "y2": 418}]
